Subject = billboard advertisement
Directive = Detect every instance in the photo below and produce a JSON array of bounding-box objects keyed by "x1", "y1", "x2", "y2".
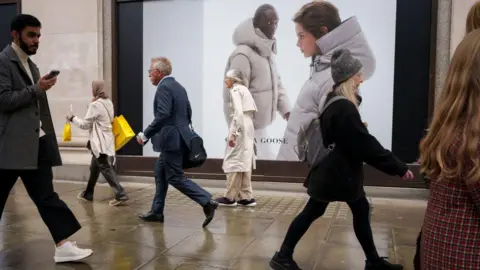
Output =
[{"x1": 141, "y1": 0, "x2": 397, "y2": 160}]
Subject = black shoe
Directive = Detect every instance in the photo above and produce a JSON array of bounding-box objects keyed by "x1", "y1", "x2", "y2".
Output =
[
  {"x1": 365, "y1": 257, "x2": 403, "y2": 270},
  {"x1": 269, "y1": 252, "x2": 302, "y2": 270},
  {"x1": 138, "y1": 211, "x2": 164, "y2": 223},
  {"x1": 215, "y1": 197, "x2": 237, "y2": 207},
  {"x1": 202, "y1": 200, "x2": 218, "y2": 228},
  {"x1": 77, "y1": 191, "x2": 93, "y2": 202},
  {"x1": 237, "y1": 199, "x2": 257, "y2": 207}
]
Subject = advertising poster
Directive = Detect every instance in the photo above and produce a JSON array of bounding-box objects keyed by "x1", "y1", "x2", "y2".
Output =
[{"x1": 142, "y1": 0, "x2": 397, "y2": 160}]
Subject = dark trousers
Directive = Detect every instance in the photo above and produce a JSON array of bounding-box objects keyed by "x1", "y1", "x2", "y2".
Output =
[
  {"x1": 279, "y1": 196, "x2": 380, "y2": 261},
  {"x1": 0, "y1": 166, "x2": 81, "y2": 244},
  {"x1": 151, "y1": 149, "x2": 211, "y2": 214},
  {"x1": 85, "y1": 154, "x2": 127, "y2": 200},
  {"x1": 413, "y1": 230, "x2": 422, "y2": 270}
]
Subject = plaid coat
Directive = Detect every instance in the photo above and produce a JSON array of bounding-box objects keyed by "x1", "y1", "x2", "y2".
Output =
[{"x1": 421, "y1": 139, "x2": 480, "y2": 269}]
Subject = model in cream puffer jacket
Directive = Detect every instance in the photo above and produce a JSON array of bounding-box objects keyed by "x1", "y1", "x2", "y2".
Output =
[
  {"x1": 223, "y1": 18, "x2": 291, "y2": 132},
  {"x1": 276, "y1": 16, "x2": 376, "y2": 161}
]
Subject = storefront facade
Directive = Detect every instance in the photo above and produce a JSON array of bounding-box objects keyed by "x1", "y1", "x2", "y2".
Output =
[
  {"x1": 112, "y1": 0, "x2": 438, "y2": 188},
  {"x1": 6, "y1": 0, "x2": 476, "y2": 187}
]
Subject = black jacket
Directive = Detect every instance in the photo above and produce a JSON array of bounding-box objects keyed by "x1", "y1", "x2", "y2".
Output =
[{"x1": 304, "y1": 93, "x2": 408, "y2": 202}]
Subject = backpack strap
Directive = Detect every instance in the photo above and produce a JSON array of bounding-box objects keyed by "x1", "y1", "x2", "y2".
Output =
[{"x1": 320, "y1": 95, "x2": 349, "y2": 115}]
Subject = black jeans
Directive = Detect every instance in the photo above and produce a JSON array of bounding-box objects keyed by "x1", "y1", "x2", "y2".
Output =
[
  {"x1": 85, "y1": 154, "x2": 127, "y2": 200},
  {"x1": 279, "y1": 196, "x2": 380, "y2": 261},
  {"x1": 413, "y1": 230, "x2": 422, "y2": 270},
  {"x1": 0, "y1": 167, "x2": 81, "y2": 244}
]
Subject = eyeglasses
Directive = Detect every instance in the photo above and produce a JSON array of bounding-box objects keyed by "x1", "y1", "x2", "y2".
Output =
[{"x1": 148, "y1": 69, "x2": 159, "y2": 73}]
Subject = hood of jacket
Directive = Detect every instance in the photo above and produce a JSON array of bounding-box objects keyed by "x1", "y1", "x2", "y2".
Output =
[
  {"x1": 232, "y1": 18, "x2": 276, "y2": 57},
  {"x1": 310, "y1": 16, "x2": 373, "y2": 77}
]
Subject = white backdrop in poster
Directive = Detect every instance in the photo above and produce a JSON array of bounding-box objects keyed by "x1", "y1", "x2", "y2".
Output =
[{"x1": 142, "y1": 0, "x2": 397, "y2": 159}]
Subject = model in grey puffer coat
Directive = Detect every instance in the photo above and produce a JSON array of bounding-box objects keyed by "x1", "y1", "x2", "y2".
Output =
[{"x1": 276, "y1": 16, "x2": 376, "y2": 161}]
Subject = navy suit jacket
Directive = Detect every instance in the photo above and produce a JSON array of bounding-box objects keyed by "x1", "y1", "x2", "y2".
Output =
[{"x1": 143, "y1": 77, "x2": 193, "y2": 153}]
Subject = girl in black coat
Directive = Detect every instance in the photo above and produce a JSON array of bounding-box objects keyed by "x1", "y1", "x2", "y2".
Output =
[{"x1": 270, "y1": 49, "x2": 414, "y2": 270}]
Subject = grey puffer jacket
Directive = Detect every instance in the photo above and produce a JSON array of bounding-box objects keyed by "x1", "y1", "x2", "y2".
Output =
[
  {"x1": 223, "y1": 18, "x2": 291, "y2": 130},
  {"x1": 277, "y1": 16, "x2": 376, "y2": 161}
]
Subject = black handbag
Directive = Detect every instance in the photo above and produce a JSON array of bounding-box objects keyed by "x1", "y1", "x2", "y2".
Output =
[{"x1": 183, "y1": 126, "x2": 207, "y2": 169}]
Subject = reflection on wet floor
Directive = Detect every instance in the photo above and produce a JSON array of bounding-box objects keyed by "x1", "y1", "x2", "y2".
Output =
[{"x1": 0, "y1": 181, "x2": 426, "y2": 270}]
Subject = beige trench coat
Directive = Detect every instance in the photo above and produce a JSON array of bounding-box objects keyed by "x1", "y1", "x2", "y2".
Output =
[
  {"x1": 222, "y1": 84, "x2": 258, "y2": 173},
  {"x1": 72, "y1": 98, "x2": 115, "y2": 158}
]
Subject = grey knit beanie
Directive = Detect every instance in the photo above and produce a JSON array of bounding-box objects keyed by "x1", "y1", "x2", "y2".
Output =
[{"x1": 331, "y1": 49, "x2": 363, "y2": 85}]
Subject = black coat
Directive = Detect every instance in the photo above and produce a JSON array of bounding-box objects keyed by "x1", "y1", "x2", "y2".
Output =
[
  {"x1": 304, "y1": 93, "x2": 407, "y2": 202},
  {"x1": 0, "y1": 45, "x2": 62, "y2": 169}
]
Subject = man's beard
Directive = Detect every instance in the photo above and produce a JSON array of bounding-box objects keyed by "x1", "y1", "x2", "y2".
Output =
[{"x1": 19, "y1": 38, "x2": 37, "y2": 56}]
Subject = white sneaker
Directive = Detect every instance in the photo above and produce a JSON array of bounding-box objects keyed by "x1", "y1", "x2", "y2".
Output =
[{"x1": 54, "y1": 241, "x2": 93, "y2": 263}]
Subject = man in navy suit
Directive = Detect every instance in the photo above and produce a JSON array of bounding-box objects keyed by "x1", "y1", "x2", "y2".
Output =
[{"x1": 137, "y1": 57, "x2": 218, "y2": 227}]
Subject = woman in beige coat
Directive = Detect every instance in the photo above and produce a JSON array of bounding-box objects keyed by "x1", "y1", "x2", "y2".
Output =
[
  {"x1": 67, "y1": 80, "x2": 129, "y2": 206},
  {"x1": 216, "y1": 69, "x2": 258, "y2": 207}
]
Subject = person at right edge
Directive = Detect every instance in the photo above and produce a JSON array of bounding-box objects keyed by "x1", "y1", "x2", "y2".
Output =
[
  {"x1": 269, "y1": 49, "x2": 414, "y2": 270},
  {"x1": 412, "y1": 4, "x2": 480, "y2": 269},
  {"x1": 418, "y1": 29, "x2": 480, "y2": 269}
]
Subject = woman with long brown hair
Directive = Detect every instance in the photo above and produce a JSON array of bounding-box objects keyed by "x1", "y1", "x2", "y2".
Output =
[
  {"x1": 466, "y1": 1, "x2": 480, "y2": 34},
  {"x1": 419, "y1": 29, "x2": 480, "y2": 269}
]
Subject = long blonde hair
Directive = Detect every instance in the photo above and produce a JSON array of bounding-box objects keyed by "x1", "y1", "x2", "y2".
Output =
[
  {"x1": 419, "y1": 29, "x2": 480, "y2": 183},
  {"x1": 333, "y1": 70, "x2": 362, "y2": 106}
]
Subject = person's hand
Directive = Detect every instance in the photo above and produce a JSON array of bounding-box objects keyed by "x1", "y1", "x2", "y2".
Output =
[
  {"x1": 65, "y1": 113, "x2": 74, "y2": 122},
  {"x1": 284, "y1": 112, "x2": 290, "y2": 121},
  {"x1": 136, "y1": 136, "x2": 144, "y2": 145},
  {"x1": 37, "y1": 74, "x2": 57, "y2": 91},
  {"x1": 228, "y1": 134, "x2": 236, "y2": 147},
  {"x1": 402, "y1": 170, "x2": 414, "y2": 180}
]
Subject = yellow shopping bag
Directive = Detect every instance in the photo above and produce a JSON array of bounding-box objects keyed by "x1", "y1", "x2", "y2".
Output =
[
  {"x1": 62, "y1": 122, "x2": 72, "y2": 142},
  {"x1": 112, "y1": 115, "x2": 135, "y2": 151}
]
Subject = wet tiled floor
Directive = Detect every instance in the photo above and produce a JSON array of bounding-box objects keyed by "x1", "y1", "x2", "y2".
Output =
[{"x1": 0, "y1": 181, "x2": 426, "y2": 270}]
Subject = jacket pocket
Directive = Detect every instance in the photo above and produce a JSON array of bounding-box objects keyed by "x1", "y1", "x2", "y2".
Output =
[{"x1": 250, "y1": 90, "x2": 273, "y2": 129}]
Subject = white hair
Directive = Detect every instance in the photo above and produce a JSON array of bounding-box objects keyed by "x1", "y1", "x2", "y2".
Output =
[
  {"x1": 151, "y1": 57, "x2": 172, "y2": 75},
  {"x1": 225, "y1": 69, "x2": 246, "y2": 85}
]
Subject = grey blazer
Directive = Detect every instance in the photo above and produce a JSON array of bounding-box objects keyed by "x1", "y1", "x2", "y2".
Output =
[{"x1": 0, "y1": 45, "x2": 61, "y2": 170}]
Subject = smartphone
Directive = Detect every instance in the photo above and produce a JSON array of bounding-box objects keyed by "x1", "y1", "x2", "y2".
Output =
[{"x1": 45, "y1": 70, "x2": 60, "y2": 80}]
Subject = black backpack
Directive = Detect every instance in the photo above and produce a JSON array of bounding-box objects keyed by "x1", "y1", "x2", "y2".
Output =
[{"x1": 183, "y1": 127, "x2": 207, "y2": 169}]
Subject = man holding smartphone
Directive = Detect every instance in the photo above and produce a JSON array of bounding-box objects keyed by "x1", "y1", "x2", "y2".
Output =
[{"x1": 0, "y1": 14, "x2": 92, "y2": 262}]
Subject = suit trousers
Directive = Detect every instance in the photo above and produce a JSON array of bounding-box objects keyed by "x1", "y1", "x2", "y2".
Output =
[
  {"x1": 0, "y1": 166, "x2": 81, "y2": 244},
  {"x1": 151, "y1": 150, "x2": 211, "y2": 214},
  {"x1": 85, "y1": 154, "x2": 127, "y2": 200},
  {"x1": 224, "y1": 171, "x2": 253, "y2": 201}
]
